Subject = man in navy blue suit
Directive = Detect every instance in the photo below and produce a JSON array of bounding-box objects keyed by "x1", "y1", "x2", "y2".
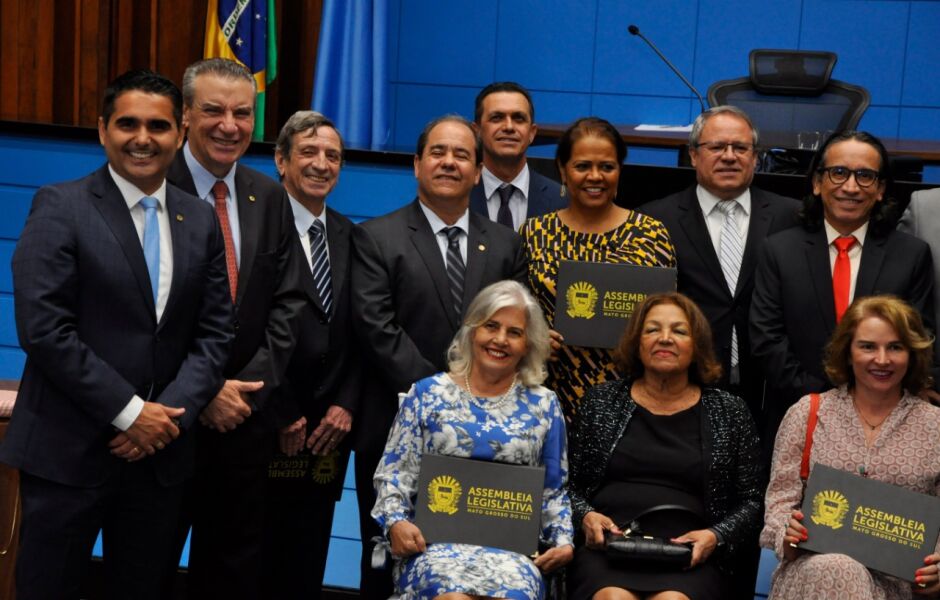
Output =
[
  {"x1": 0, "y1": 70, "x2": 233, "y2": 600},
  {"x1": 470, "y1": 82, "x2": 565, "y2": 230}
]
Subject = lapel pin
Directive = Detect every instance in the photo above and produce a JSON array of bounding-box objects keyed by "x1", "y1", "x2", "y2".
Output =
[
  {"x1": 478, "y1": 244, "x2": 486, "y2": 251},
  {"x1": 176, "y1": 214, "x2": 184, "y2": 222},
  {"x1": 248, "y1": 195, "x2": 256, "y2": 202}
]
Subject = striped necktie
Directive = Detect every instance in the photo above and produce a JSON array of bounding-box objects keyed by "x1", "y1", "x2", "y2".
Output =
[
  {"x1": 444, "y1": 227, "x2": 465, "y2": 318},
  {"x1": 309, "y1": 219, "x2": 333, "y2": 317},
  {"x1": 715, "y1": 200, "x2": 743, "y2": 372}
]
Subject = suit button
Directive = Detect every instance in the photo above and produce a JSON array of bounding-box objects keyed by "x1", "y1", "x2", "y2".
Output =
[{"x1": 319, "y1": 318, "x2": 328, "y2": 325}]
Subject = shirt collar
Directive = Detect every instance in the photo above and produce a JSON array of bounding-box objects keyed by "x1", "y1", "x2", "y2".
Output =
[
  {"x1": 824, "y1": 218, "x2": 868, "y2": 247},
  {"x1": 418, "y1": 200, "x2": 469, "y2": 236},
  {"x1": 696, "y1": 184, "x2": 751, "y2": 217},
  {"x1": 183, "y1": 141, "x2": 237, "y2": 201},
  {"x1": 288, "y1": 194, "x2": 328, "y2": 237},
  {"x1": 108, "y1": 165, "x2": 167, "y2": 211},
  {"x1": 481, "y1": 163, "x2": 530, "y2": 200}
]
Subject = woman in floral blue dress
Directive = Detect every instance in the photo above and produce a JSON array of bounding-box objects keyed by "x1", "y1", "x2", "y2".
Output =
[{"x1": 372, "y1": 280, "x2": 574, "y2": 600}]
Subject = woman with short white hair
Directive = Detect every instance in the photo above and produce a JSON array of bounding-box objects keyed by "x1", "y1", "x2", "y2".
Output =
[{"x1": 372, "y1": 280, "x2": 574, "y2": 600}]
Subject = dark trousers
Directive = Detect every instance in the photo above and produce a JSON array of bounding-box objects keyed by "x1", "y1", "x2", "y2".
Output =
[
  {"x1": 261, "y1": 449, "x2": 348, "y2": 598},
  {"x1": 354, "y1": 444, "x2": 394, "y2": 600},
  {"x1": 17, "y1": 465, "x2": 183, "y2": 600},
  {"x1": 173, "y1": 422, "x2": 275, "y2": 600}
]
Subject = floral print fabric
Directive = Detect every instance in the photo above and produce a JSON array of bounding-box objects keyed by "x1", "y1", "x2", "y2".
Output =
[{"x1": 372, "y1": 372, "x2": 574, "y2": 600}]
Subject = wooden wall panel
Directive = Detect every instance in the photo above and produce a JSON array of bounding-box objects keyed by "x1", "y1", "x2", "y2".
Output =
[{"x1": 0, "y1": 0, "x2": 322, "y2": 139}]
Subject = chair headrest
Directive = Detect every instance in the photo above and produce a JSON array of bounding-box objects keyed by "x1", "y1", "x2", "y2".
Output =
[{"x1": 749, "y1": 49, "x2": 837, "y2": 96}]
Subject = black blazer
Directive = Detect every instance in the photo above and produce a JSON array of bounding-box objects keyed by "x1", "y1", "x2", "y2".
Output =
[
  {"x1": 469, "y1": 168, "x2": 565, "y2": 227},
  {"x1": 350, "y1": 199, "x2": 527, "y2": 456},
  {"x1": 639, "y1": 186, "x2": 800, "y2": 414},
  {"x1": 0, "y1": 165, "x2": 233, "y2": 487},
  {"x1": 167, "y1": 155, "x2": 306, "y2": 412},
  {"x1": 750, "y1": 224, "x2": 935, "y2": 435},
  {"x1": 269, "y1": 206, "x2": 360, "y2": 433}
]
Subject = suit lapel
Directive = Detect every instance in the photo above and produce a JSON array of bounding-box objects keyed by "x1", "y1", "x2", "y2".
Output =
[
  {"x1": 677, "y1": 189, "x2": 727, "y2": 295},
  {"x1": 166, "y1": 154, "x2": 198, "y2": 196},
  {"x1": 739, "y1": 190, "x2": 773, "y2": 296},
  {"x1": 325, "y1": 207, "x2": 349, "y2": 307},
  {"x1": 526, "y1": 177, "x2": 549, "y2": 219},
  {"x1": 463, "y1": 214, "x2": 489, "y2": 309},
  {"x1": 233, "y1": 166, "x2": 258, "y2": 304},
  {"x1": 91, "y1": 168, "x2": 157, "y2": 320},
  {"x1": 805, "y1": 228, "x2": 837, "y2": 329},
  {"x1": 469, "y1": 183, "x2": 487, "y2": 218},
  {"x1": 407, "y1": 201, "x2": 459, "y2": 330},
  {"x1": 160, "y1": 188, "x2": 191, "y2": 328},
  {"x1": 855, "y1": 233, "x2": 886, "y2": 298}
]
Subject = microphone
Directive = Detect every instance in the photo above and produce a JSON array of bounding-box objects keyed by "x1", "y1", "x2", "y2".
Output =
[{"x1": 628, "y1": 24, "x2": 706, "y2": 115}]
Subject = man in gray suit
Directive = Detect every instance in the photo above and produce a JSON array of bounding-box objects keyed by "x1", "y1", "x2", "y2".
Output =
[
  {"x1": 469, "y1": 82, "x2": 565, "y2": 229},
  {"x1": 351, "y1": 115, "x2": 527, "y2": 599},
  {"x1": 898, "y1": 188, "x2": 940, "y2": 331}
]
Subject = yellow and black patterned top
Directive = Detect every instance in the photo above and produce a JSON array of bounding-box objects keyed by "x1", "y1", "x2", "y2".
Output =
[{"x1": 520, "y1": 210, "x2": 676, "y2": 420}]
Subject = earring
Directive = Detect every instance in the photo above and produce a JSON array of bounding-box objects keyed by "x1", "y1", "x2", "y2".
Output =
[{"x1": 560, "y1": 184, "x2": 566, "y2": 198}]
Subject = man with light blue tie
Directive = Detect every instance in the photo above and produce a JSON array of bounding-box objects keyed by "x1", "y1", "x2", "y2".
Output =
[{"x1": 0, "y1": 69, "x2": 233, "y2": 600}]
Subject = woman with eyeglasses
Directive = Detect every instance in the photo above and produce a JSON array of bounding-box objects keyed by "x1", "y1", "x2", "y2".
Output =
[
  {"x1": 519, "y1": 117, "x2": 676, "y2": 421},
  {"x1": 750, "y1": 130, "x2": 936, "y2": 451}
]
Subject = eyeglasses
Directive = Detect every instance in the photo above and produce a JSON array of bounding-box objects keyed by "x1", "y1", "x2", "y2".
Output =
[
  {"x1": 693, "y1": 141, "x2": 755, "y2": 157},
  {"x1": 817, "y1": 166, "x2": 880, "y2": 188}
]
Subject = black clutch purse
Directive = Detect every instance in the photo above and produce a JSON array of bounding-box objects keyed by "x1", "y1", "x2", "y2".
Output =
[{"x1": 605, "y1": 504, "x2": 697, "y2": 568}]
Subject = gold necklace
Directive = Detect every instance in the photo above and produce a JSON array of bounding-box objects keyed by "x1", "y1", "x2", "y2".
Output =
[{"x1": 852, "y1": 399, "x2": 888, "y2": 431}]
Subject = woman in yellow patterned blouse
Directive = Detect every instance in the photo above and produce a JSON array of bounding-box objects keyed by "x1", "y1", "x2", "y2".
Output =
[{"x1": 520, "y1": 117, "x2": 676, "y2": 420}]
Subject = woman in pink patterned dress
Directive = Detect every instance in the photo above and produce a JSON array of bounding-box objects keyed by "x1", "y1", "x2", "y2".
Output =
[{"x1": 761, "y1": 296, "x2": 940, "y2": 599}]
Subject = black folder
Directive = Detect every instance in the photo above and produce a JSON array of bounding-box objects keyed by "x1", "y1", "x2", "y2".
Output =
[
  {"x1": 414, "y1": 453, "x2": 545, "y2": 555},
  {"x1": 800, "y1": 463, "x2": 940, "y2": 581},
  {"x1": 554, "y1": 261, "x2": 677, "y2": 348}
]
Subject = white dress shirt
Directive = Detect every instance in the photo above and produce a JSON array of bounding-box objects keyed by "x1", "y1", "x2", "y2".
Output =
[
  {"x1": 481, "y1": 164, "x2": 530, "y2": 230},
  {"x1": 183, "y1": 142, "x2": 242, "y2": 266},
  {"x1": 696, "y1": 185, "x2": 752, "y2": 251},
  {"x1": 825, "y1": 219, "x2": 868, "y2": 304},
  {"x1": 288, "y1": 195, "x2": 329, "y2": 271},
  {"x1": 107, "y1": 165, "x2": 175, "y2": 430},
  {"x1": 418, "y1": 201, "x2": 469, "y2": 264}
]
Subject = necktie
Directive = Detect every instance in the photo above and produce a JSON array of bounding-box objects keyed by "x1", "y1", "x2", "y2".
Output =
[
  {"x1": 140, "y1": 197, "x2": 159, "y2": 305},
  {"x1": 212, "y1": 180, "x2": 238, "y2": 302},
  {"x1": 715, "y1": 201, "x2": 744, "y2": 371},
  {"x1": 496, "y1": 185, "x2": 515, "y2": 229},
  {"x1": 444, "y1": 227, "x2": 465, "y2": 319},
  {"x1": 833, "y1": 236, "x2": 857, "y2": 323},
  {"x1": 308, "y1": 220, "x2": 333, "y2": 318}
]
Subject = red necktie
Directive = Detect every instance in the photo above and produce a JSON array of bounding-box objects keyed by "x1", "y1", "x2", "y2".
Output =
[
  {"x1": 833, "y1": 236, "x2": 857, "y2": 323},
  {"x1": 212, "y1": 180, "x2": 238, "y2": 302}
]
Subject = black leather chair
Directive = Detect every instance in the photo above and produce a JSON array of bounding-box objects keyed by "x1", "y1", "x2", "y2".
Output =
[{"x1": 707, "y1": 49, "x2": 870, "y2": 148}]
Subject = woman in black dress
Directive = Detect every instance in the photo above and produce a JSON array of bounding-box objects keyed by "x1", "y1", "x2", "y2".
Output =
[{"x1": 567, "y1": 293, "x2": 762, "y2": 600}]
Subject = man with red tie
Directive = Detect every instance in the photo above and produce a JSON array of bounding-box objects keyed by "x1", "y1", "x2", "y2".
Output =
[
  {"x1": 750, "y1": 131, "x2": 934, "y2": 446},
  {"x1": 165, "y1": 58, "x2": 306, "y2": 599}
]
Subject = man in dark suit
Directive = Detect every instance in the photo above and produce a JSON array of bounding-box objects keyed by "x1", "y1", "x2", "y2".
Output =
[
  {"x1": 261, "y1": 110, "x2": 359, "y2": 597},
  {"x1": 165, "y1": 58, "x2": 305, "y2": 598},
  {"x1": 351, "y1": 115, "x2": 527, "y2": 599},
  {"x1": 640, "y1": 106, "x2": 800, "y2": 426},
  {"x1": 0, "y1": 70, "x2": 233, "y2": 600},
  {"x1": 751, "y1": 131, "x2": 935, "y2": 445},
  {"x1": 469, "y1": 82, "x2": 565, "y2": 229}
]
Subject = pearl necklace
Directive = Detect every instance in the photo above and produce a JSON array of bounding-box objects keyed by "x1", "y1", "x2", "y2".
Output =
[{"x1": 463, "y1": 372, "x2": 518, "y2": 411}]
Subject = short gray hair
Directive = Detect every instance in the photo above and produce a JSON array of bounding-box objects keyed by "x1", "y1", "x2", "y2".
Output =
[
  {"x1": 689, "y1": 105, "x2": 759, "y2": 148},
  {"x1": 181, "y1": 58, "x2": 256, "y2": 106},
  {"x1": 447, "y1": 280, "x2": 550, "y2": 387},
  {"x1": 275, "y1": 110, "x2": 345, "y2": 159}
]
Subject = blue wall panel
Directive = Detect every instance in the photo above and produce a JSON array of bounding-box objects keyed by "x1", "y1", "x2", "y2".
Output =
[
  {"x1": 594, "y1": 0, "x2": 699, "y2": 98},
  {"x1": 0, "y1": 295, "x2": 16, "y2": 347},
  {"x1": 496, "y1": 0, "x2": 597, "y2": 93},
  {"x1": 392, "y1": 84, "x2": 479, "y2": 149},
  {"x1": 859, "y1": 107, "x2": 901, "y2": 140},
  {"x1": 899, "y1": 108, "x2": 940, "y2": 142},
  {"x1": 397, "y1": 0, "x2": 498, "y2": 87},
  {"x1": 0, "y1": 347, "x2": 25, "y2": 379},
  {"x1": 0, "y1": 186, "x2": 32, "y2": 240},
  {"x1": 798, "y1": 1, "x2": 909, "y2": 107},
  {"x1": 902, "y1": 2, "x2": 940, "y2": 106}
]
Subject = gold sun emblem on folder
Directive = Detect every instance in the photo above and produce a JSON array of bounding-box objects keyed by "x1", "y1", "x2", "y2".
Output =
[
  {"x1": 566, "y1": 281, "x2": 598, "y2": 319},
  {"x1": 311, "y1": 451, "x2": 338, "y2": 484},
  {"x1": 427, "y1": 475, "x2": 462, "y2": 515},
  {"x1": 811, "y1": 489, "x2": 849, "y2": 530}
]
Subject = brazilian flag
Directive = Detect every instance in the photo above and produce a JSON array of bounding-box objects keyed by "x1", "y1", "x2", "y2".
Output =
[{"x1": 204, "y1": 0, "x2": 278, "y2": 141}]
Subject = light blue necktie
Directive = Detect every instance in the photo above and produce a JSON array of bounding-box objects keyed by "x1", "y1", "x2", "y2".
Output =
[{"x1": 140, "y1": 197, "x2": 160, "y2": 305}]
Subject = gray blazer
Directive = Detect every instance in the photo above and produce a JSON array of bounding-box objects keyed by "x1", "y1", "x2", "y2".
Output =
[{"x1": 898, "y1": 187, "x2": 940, "y2": 329}]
